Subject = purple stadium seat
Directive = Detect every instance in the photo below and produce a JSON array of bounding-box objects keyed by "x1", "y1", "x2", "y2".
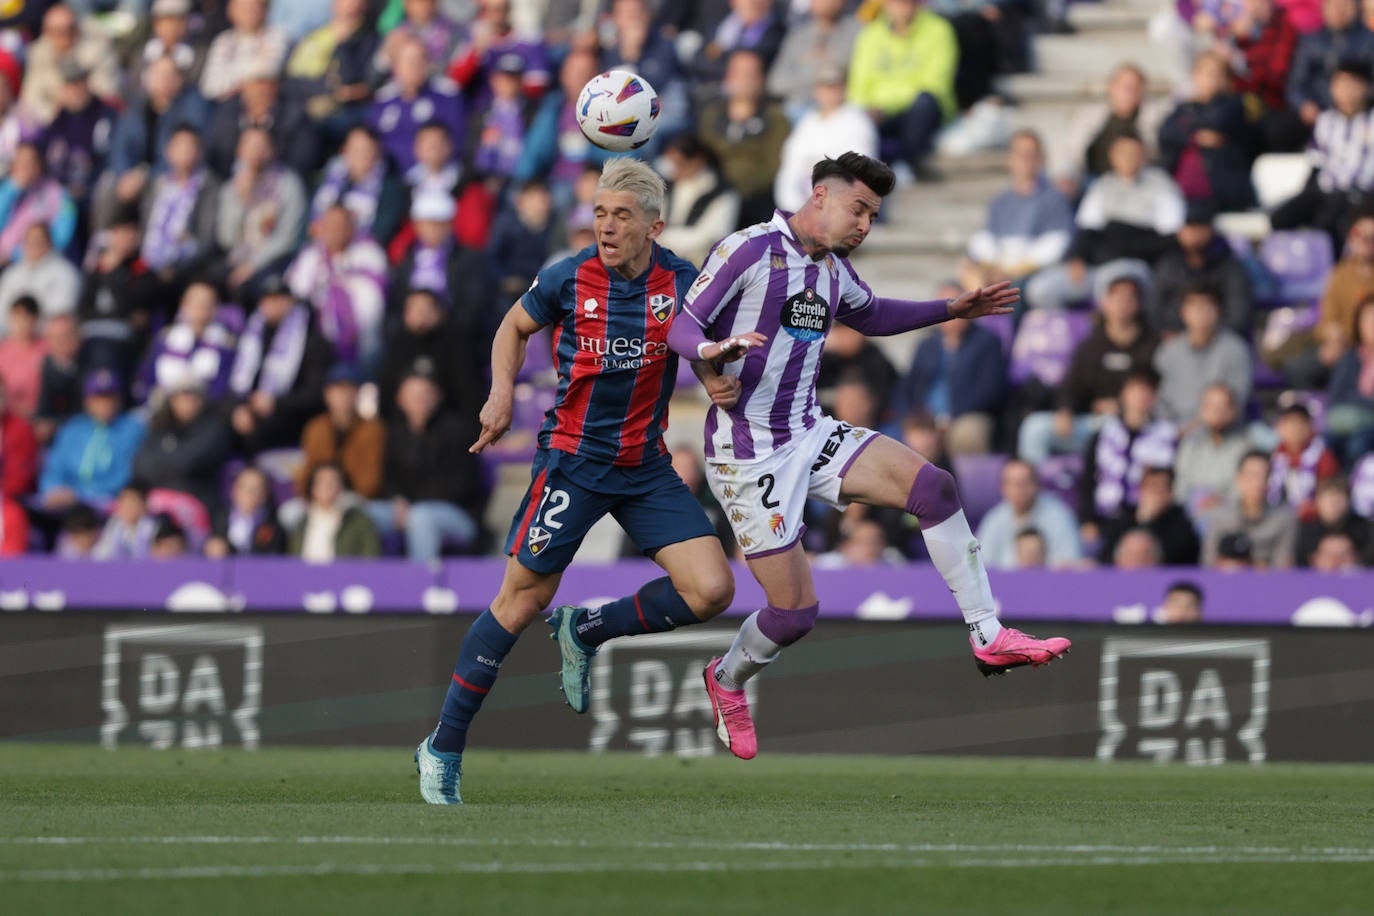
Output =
[
  {"x1": 1037, "y1": 453, "x2": 1083, "y2": 515},
  {"x1": 485, "y1": 381, "x2": 554, "y2": 465},
  {"x1": 1255, "y1": 304, "x2": 1320, "y2": 388},
  {"x1": 982, "y1": 313, "x2": 1014, "y2": 354},
  {"x1": 951, "y1": 452, "x2": 1007, "y2": 529},
  {"x1": 254, "y1": 448, "x2": 305, "y2": 507},
  {"x1": 1258, "y1": 230, "x2": 1332, "y2": 307},
  {"x1": 1009, "y1": 310, "x2": 1093, "y2": 387},
  {"x1": 517, "y1": 327, "x2": 555, "y2": 382},
  {"x1": 216, "y1": 304, "x2": 246, "y2": 336},
  {"x1": 1352, "y1": 453, "x2": 1374, "y2": 518}
]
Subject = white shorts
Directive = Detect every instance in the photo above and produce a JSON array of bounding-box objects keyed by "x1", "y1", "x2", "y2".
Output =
[{"x1": 705, "y1": 418, "x2": 879, "y2": 557}]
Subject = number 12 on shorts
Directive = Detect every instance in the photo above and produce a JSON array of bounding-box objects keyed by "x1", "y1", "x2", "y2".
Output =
[{"x1": 537, "y1": 486, "x2": 571, "y2": 529}]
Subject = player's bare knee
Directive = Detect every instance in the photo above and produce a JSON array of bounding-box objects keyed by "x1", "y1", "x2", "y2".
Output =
[{"x1": 689, "y1": 572, "x2": 734, "y2": 619}]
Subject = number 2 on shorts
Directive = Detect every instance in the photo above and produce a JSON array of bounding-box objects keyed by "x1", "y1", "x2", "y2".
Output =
[
  {"x1": 537, "y1": 487, "x2": 571, "y2": 529},
  {"x1": 757, "y1": 474, "x2": 779, "y2": 509}
]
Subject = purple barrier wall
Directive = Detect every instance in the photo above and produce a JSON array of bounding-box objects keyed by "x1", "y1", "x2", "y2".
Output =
[{"x1": 1, "y1": 558, "x2": 1372, "y2": 627}]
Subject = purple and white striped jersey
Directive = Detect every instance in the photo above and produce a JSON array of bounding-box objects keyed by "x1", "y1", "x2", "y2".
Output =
[{"x1": 681, "y1": 211, "x2": 876, "y2": 461}]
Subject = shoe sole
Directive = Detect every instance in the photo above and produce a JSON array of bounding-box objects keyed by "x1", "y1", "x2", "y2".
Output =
[
  {"x1": 975, "y1": 646, "x2": 1071, "y2": 678},
  {"x1": 547, "y1": 608, "x2": 591, "y2": 715}
]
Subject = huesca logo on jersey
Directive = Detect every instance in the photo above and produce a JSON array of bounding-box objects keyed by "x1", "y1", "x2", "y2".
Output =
[
  {"x1": 649, "y1": 294, "x2": 675, "y2": 323},
  {"x1": 781, "y1": 287, "x2": 829, "y2": 342}
]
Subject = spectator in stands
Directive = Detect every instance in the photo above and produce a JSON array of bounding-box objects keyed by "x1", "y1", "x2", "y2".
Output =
[
  {"x1": 0, "y1": 145, "x2": 77, "y2": 262},
  {"x1": 140, "y1": 0, "x2": 206, "y2": 85},
  {"x1": 200, "y1": 0, "x2": 289, "y2": 103},
  {"x1": 767, "y1": 0, "x2": 863, "y2": 120},
  {"x1": 0, "y1": 376, "x2": 37, "y2": 500},
  {"x1": 33, "y1": 315, "x2": 82, "y2": 445},
  {"x1": 389, "y1": 190, "x2": 497, "y2": 340},
  {"x1": 137, "y1": 282, "x2": 236, "y2": 405},
  {"x1": 893, "y1": 310, "x2": 1008, "y2": 455},
  {"x1": 1112, "y1": 526, "x2": 1164, "y2": 569},
  {"x1": 377, "y1": 0, "x2": 463, "y2": 75},
  {"x1": 1018, "y1": 275, "x2": 1159, "y2": 464},
  {"x1": 0, "y1": 65, "x2": 38, "y2": 182},
  {"x1": 1026, "y1": 133, "x2": 1185, "y2": 311},
  {"x1": 101, "y1": 57, "x2": 209, "y2": 232},
  {"x1": 149, "y1": 513, "x2": 191, "y2": 559},
  {"x1": 1203, "y1": 449, "x2": 1299, "y2": 567},
  {"x1": 296, "y1": 362, "x2": 385, "y2": 501},
  {"x1": 369, "y1": 37, "x2": 466, "y2": 174},
  {"x1": 205, "y1": 465, "x2": 287, "y2": 557},
  {"x1": 601, "y1": 0, "x2": 688, "y2": 137},
  {"x1": 38, "y1": 369, "x2": 145, "y2": 510},
  {"x1": 0, "y1": 491, "x2": 27, "y2": 554},
  {"x1": 285, "y1": 0, "x2": 377, "y2": 139},
  {"x1": 814, "y1": 518, "x2": 902, "y2": 568},
  {"x1": 487, "y1": 179, "x2": 554, "y2": 301},
  {"x1": 214, "y1": 127, "x2": 308, "y2": 301},
  {"x1": 286, "y1": 205, "x2": 388, "y2": 369},
  {"x1": 1149, "y1": 202, "x2": 1253, "y2": 336},
  {"x1": 1158, "y1": 580, "x2": 1204, "y2": 623},
  {"x1": 1270, "y1": 402, "x2": 1341, "y2": 520},
  {"x1": 1049, "y1": 63, "x2": 1169, "y2": 194},
  {"x1": 1, "y1": 227, "x2": 79, "y2": 340},
  {"x1": 1309, "y1": 529, "x2": 1364, "y2": 568},
  {"x1": 1014, "y1": 527, "x2": 1048, "y2": 568},
  {"x1": 660, "y1": 134, "x2": 741, "y2": 268},
  {"x1": 138, "y1": 126, "x2": 220, "y2": 318},
  {"x1": 848, "y1": 0, "x2": 957, "y2": 183},
  {"x1": 1099, "y1": 465, "x2": 1201, "y2": 565},
  {"x1": 820, "y1": 323, "x2": 898, "y2": 421},
  {"x1": 1296, "y1": 474, "x2": 1371, "y2": 563},
  {"x1": 446, "y1": 0, "x2": 551, "y2": 102},
  {"x1": 1326, "y1": 294, "x2": 1374, "y2": 463},
  {"x1": 1154, "y1": 285, "x2": 1253, "y2": 431},
  {"x1": 774, "y1": 65, "x2": 879, "y2": 216},
  {"x1": 20, "y1": 3, "x2": 120, "y2": 126},
  {"x1": 205, "y1": 65, "x2": 318, "y2": 180},
  {"x1": 0, "y1": 298, "x2": 44, "y2": 417},
  {"x1": 1273, "y1": 60, "x2": 1374, "y2": 247},
  {"x1": 1158, "y1": 53, "x2": 1256, "y2": 213},
  {"x1": 370, "y1": 371, "x2": 484, "y2": 561},
  {"x1": 1078, "y1": 368, "x2": 1179, "y2": 546},
  {"x1": 290, "y1": 461, "x2": 381, "y2": 561},
  {"x1": 378, "y1": 289, "x2": 484, "y2": 424},
  {"x1": 311, "y1": 127, "x2": 406, "y2": 249},
  {"x1": 961, "y1": 129, "x2": 1074, "y2": 296},
  {"x1": 41, "y1": 61, "x2": 115, "y2": 209},
  {"x1": 55, "y1": 503, "x2": 101, "y2": 558},
  {"x1": 403, "y1": 120, "x2": 460, "y2": 202},
  {"x1": 698, "y1": 50, "x2": 789, "y2": 227},
  {"x1": 694, "y1": 0, "x2": 786, "y2": 85},
  {"x1": 975, "y1": 458, "x2": 1082, "y2": 569},
  {"x1": 1283, "y1": 0, "x2": 1374, "y2": 149},
  {"x1": 471, "y1": 52, "x2": 532, "y2": 179},
  {"x1": 514, "y1": 49, "x2": 613, "y2": 201},
  {"x1": 1174, "y1": 382, "x2": 1253, "y2": 519},
  {"x1": 228, "y1": 275, "x2": 335, "y2": 454},
  {"x1": 930, "y1": 0, "x2": 1030, "y2": 112},
  {"x1": 77, "y1": 207, "x2": 150, "y2": 377},
  {"x1": 92, "y1": 485, "x2": 157, "y2": 560},
  {"x1": 1275, "y1": 214, "x2": 1374, "y2": 388},
  {"x1": 1225, "y1": 0, "x2": 1300, "y2": 150},
  {"x1": 132, "y1": 371, "x2": 233, "y2": 514}
]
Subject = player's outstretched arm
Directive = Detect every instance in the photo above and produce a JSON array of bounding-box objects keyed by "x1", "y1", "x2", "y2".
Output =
[
  {"x1": 840, "y1": 283, "x2": 1018, "y2": 337},
  {"x1": 470, "y1": 302, "x2": 545, "y2": 454}
]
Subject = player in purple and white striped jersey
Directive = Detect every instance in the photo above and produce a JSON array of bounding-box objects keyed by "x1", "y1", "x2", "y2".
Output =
[{"x1": 668, "y1": 152, "x2": 1072, "y2": 760}]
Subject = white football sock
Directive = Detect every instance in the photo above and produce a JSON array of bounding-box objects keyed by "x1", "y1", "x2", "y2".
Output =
[
  {"x1": 921, "y1": 509, "x2": 1002, "y2": 647},
  {"x1": 715, "y1": 611, "x2": 781, "y2": 690}
]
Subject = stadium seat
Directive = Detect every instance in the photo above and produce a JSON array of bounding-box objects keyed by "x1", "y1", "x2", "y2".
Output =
[
  {"x1": 982, "y1": 312, "x2": 1014, "y2": 354},
  {"x1": 1258, "y1": 230, "x2": 1332, "y2": 307},
  {"x1": 216, "y1": 304, "x2": 246, "y2": 336},
  {"x1": 1009, "y1": 310, "x2": 1093, "y2": 387},
  {"x1": 1037, "y1": 453, "x2": 1083, "y2": 515},
  {"x1": 1351, "y1": 453, "x2": 1374, "y2": 518},
  {"x1": 484, "y1": 382, "x2": 554, "y2": 465},
  {"x1": 516, "y1": 327, "x2": 555, "y2": 382},
  {"x1": 254, "y1": 448, "x2": 305, "y2": 508},
  {"x1": 1255, "y1": 304, "x2": 1319, "y2": 388},
  {"x1": 1252, "y1": 153, "x2": 1311, "y2": 210},
  {"x1": 951, "y1": 452, "x2": 1007, "y2": 529}
]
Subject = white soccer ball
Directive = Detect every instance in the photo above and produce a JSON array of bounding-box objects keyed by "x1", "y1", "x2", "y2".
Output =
[{"x1": 574, "y1": 69, "x2": 661, "y2": 152}]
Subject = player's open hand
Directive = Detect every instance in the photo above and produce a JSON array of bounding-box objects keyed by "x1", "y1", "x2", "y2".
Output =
[
  {"x1": 470, "y1": 391, "x2": 513, "y2": 454},
  {"x1": 703, "y1": 331, "x2": 768, "y2": 363},
  {"x1": 948, "y1": 281, "x2": 1019, "y2": 320},
  {"x1": 704, "y1": 374, "x2": 743, "y2": 409}
]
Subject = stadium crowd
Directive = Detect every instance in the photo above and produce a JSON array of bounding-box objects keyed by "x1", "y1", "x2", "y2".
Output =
[{"x1": 0, "y1": 0, "x2": 1370, "y2": 573}]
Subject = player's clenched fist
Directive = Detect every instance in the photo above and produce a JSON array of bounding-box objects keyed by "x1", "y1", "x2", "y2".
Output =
[
  {"x1": 470, "y1": 390, "x2": 513, "y2": 454},
  {"x1": 699, "y1": 331, "x2": 768, "y2": 363},
  {"x1": 704, "y1": 374, "x2": 743, "y2": 409}
]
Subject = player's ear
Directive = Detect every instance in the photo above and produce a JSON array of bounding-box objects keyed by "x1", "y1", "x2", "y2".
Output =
[
  {"x1": 811, "y1": 184, "x2": 827, "y2": 208},
  {"x1": 646, "y1": 217, "x2": 665, "y2": 240}
]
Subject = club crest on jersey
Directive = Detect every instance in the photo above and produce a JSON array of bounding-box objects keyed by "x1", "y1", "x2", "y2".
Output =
[
  {"x1": 769, "y1": 513, "x2": 786, "y2": 538},
  {"x1": 781, "y1": 286, "x2": 830, "y2": 342},
  {"x1": 649, "y1": 293, "x2": 675, "y2": 323},
  {"x1": 527, "y1": 526, "x2": 551, "y2": 555}
]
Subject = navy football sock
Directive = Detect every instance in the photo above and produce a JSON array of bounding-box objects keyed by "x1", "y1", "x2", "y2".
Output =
[
  {"x1": 573, "y1": 577, "x2": 702, "y2": 649},
  {"x1": 433, "y1": 610, "x2": 518, "y2": 753}
]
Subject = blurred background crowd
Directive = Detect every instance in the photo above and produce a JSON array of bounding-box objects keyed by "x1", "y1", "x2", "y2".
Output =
[{"x1": 0, "y1": 0, "x2": 1370, "y2": 575}]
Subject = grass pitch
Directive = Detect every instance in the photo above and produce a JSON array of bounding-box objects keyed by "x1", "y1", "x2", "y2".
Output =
[{"x1": 2, "y1": 746, "x2": 1372, "y2": 914}]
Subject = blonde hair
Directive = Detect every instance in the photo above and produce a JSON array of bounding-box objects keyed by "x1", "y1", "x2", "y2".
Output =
[{"x1": 597, "y1": 157, "x2": 666, "y2": 219}]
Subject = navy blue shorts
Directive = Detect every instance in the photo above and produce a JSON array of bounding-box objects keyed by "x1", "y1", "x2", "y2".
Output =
[{"x1": 505, "y1": 448, "x2": 716, "y2": 574}]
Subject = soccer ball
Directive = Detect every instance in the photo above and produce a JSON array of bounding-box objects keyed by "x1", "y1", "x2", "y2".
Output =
[{"x1": 574, "y1": 69, "x2": 661, "y2": 152}]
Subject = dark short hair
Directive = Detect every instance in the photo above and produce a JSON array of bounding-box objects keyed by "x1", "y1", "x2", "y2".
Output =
[
  {"x1": 153, "y1": 513, "x2": 187, "y2": 544},
  {"x1": 1122, "y1": 366, "x2": 1161, "y2": 390},
  {"x1": 1335, "y1": 58, "x2": 1372, "y2": 83},
  {"x1": 811, "y1": 152, "x2": 896, "y2": 198},
  {"x1": 306, "y1": 460, "x2": 353, "y2": 498},
  {"x1": 9, "y1": 295, "x2": 38, "y2": 316},
  {"x1": 1277, "y1": 402, "x2": 1312, "y2": 422},
  {"x1": 415, "y1": 120, "x2": 453, "y2": 141},
  {"x1": 62, "y1": 503, "x2": 102, "y2": 534},
  {"x1": 1183, "y1": 282, "x2": 1220, "y2": 304},
  {"x1": 664, "y1": 132, "x2": 721, "y2": 171},
  {"x1": 1142, "y1": 464, "x2": 1175, "y2": 486},
  {"x1": 1165, "y1": 580, "x2": 1203, "y2": 603},
  {"x1": 1015, "y1": 526, "x2": 1045, "y2": 541},
  {"x1": 1239, "y1": 448, "x2": 1272, "y2": 472}
]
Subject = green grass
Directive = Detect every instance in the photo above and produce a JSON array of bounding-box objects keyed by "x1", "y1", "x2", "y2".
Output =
[{"x1": 2, "y1": 746, "x2": 1372, "y2": 914}]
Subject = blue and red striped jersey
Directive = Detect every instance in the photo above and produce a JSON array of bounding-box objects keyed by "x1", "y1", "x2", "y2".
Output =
[{"x1": 521, "y1": 243, "x2": 697, "y2": 466}]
